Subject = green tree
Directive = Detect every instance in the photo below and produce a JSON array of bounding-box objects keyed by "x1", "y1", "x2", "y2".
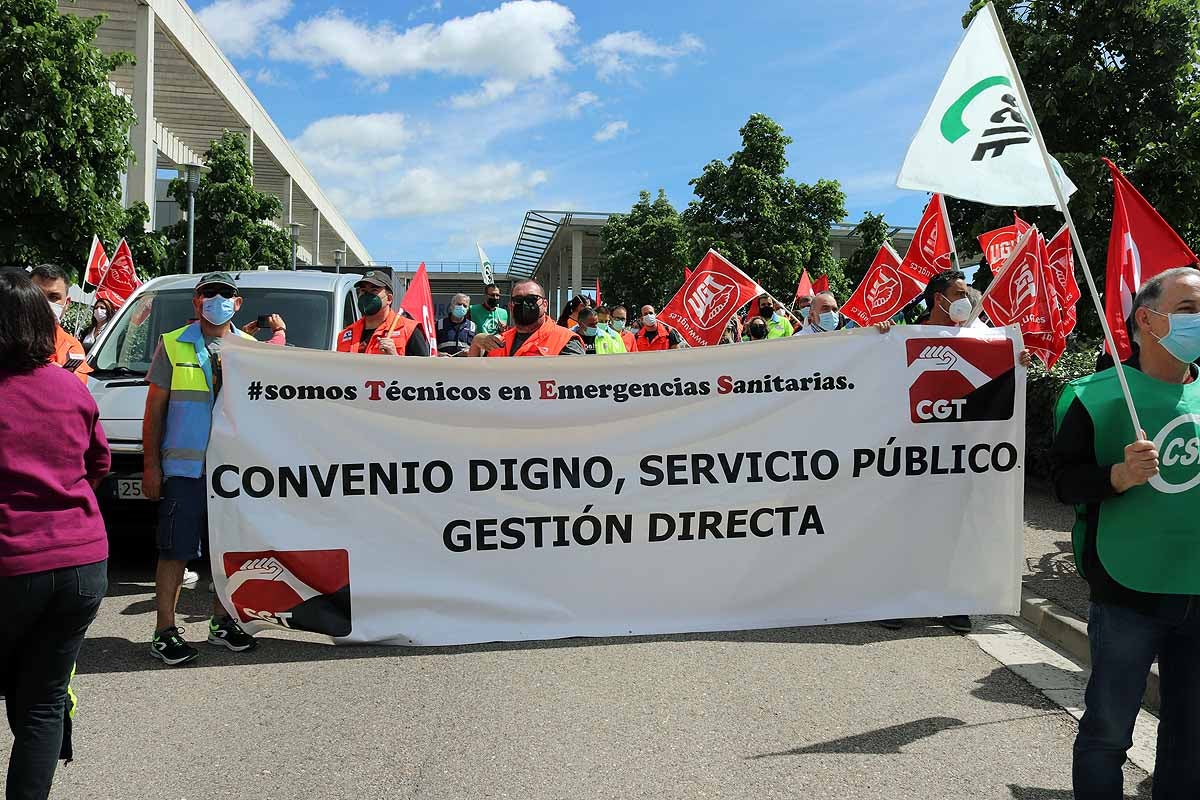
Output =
[
  {"x1": 952, "y1": 0, "x2": 1200, "y2": 341},
  {"x1": 0, "y1": 0, "x2": 136, "y2": 273},
  {"x1": 843, "y1": 211, "x2": 891, "y2": 288},
  {"x1": 113, "y1": 201, "x2": 168, "y2": 278},
  {"x1": 165, "y1": 130, "x2": 291, "y2": 273},
  {"x1": 682, "y1": 113, "x2": 846, "y2": 301},
  {"x1": 598, "y1": 189, "x2": 690, "y2": 309}
]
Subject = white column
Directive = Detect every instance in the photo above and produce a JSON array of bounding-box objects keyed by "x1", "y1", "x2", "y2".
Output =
[
  {"x1": 571, "y1": 229, "x2": 584, "y2": 300},
  {"x1": 312, "y1": 208, "x2": 322, "y2": 265},
  {"x1": 245, "y1": 127, "x2": 254, "y2": 166},
  {"x1": 128, "y1": 1, "x2": 156, "y2": 230},
  {"x1": 284, "y1": 175, "x2": 293, "y2": 226},
  {"x1": 557, "y1": 247, "x2": 568, "y2": 318}
]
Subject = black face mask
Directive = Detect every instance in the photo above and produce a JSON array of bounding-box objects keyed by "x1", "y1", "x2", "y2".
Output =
[
  {"x1": 748, "y1": 325, "x2": 767, "y2": 340},
  {"x1": 486, "y1": 296, "x2": 500, "y2": 308},
  {"x1": 512, "y1": 295, "x2": 542, "y2": 326}
]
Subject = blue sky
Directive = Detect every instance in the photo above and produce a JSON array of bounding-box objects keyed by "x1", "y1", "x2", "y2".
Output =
[{"x1": 194, "y1": 0, "x2": 971, "y2": 266}]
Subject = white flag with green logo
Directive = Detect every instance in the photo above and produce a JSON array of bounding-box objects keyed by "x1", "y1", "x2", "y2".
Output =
[
  {"x1": 475, "y1": 242, "x2": 495, "y2": 286},
  {"x1": 896, "y1": 3, "x2": 1075, "y2": 207}
]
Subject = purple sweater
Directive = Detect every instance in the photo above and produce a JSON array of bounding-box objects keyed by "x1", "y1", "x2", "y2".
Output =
[{"x1": 0, "y1": 364, "x2": 110, "y2": 576}]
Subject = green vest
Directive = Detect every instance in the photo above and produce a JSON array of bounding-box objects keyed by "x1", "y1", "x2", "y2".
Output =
[
  {"x1": 1055, "y1": 366, "x2": 1200, "y2": 594},
  {"x1": 595, "y1": 328, "x2": 627, "y2": 355}
]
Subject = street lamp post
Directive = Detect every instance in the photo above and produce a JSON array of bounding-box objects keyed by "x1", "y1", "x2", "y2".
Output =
[
  {"x1": 289, "y1": 222, "x2": 302, "y2": 270},
  {"x1": 333, "y1": 248, "x2": 345, "y2": 273},
  {"x1": 183, "y1": 163, "x2": 203, "y2": 274}
]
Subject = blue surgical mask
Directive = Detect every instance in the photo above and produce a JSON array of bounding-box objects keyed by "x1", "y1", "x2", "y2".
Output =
[
  {"x1": 451, "y1": 304, "x2": 468, "y2": 319},
  {"x1": 771, "y1": 311, "x2": 782, "y2": 324},
  {"x1": 611, "y1": 320, "x2": 626, "y2": 332},
  {"x1": 597, "y1": 322, "x2": 610, "y2": 333},
  {"x1": 1151, "y1": 309, "x2": 1200, "y2": 364},
  {"x1": 818, "y1": 311, "x2": 839, "y2": 331},
  {"x1": 201, "y1": 295, "x2": 236, "y2": 325},
  {"x1": 584, "y1": 326, "x2": 599, "y2": 337}
]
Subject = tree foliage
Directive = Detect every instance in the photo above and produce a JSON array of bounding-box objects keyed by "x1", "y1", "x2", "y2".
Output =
[
  {"x1": 598, "y1": 189, "x2": 690, "y2": 310},
  {"x1": 682, "y1": 114, "x2": 847, "y2": 300},
  {"x1": 164, "y1": 130, "x2": 291, "y2": 273},
  {"x1": 115, "y1": 201, "x2": 168, "y2": 279},
  {"x1": 953, "y1": 0, "x2": 1200, "y2": 340},
  {"x1": 0, "y1": 0, "x2": 136, "y2": 274},
  {"x1": 843, "y1": 211, "x2": 891, "y2": 288}
]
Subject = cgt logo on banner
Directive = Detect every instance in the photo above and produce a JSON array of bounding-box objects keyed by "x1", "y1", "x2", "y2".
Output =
[
  {"x1": 908, "y1": 338, "x2": 1017, "y2": 424},
  {"x1": 222, "y1": 549, "x2": 352, "y2": 637}
]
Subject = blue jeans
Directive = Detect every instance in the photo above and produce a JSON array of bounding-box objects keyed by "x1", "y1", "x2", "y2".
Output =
[
  {"x1": 0, "y1": 561, "x2": 107, "y2": 800},
  {"x1": 1074, "y1": 599, "x2": 1200, "y2": 799}
]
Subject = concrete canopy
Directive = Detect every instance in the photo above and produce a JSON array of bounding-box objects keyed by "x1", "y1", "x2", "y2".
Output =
[{"x1": 60, "y1": 0, "x2": 370, "y2": 267}]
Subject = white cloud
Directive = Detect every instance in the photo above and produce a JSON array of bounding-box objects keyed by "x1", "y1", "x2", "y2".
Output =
[
  {"x1": 593, "y1": 120, "x2": 629, "y2": 142},
  {"x1": 408, "y1": 0, "x2": 443, "y2": 21},
  {"x1": 270, "y1": 0, "x2": 576, "y2": 86},
  {"x1": 583, "y1": 31, "x2": 702, "y2": 81},
  {"x1": 450, "y1": 78, "x2": 518, "y2": 109},
  {"x1": 566, "y1": 91, "x2": 599, "y2": 116},
  {"x1": 198, "y1": 0, "x2": 291, "y2": 57},
  {"x1": 292, "y1": 104, "x2": 551, "y2": 219},
  {"x1": 838, "y1": 170, "x2": 899, "y2": 194},
  {"x1": 253, "y1": 68, "x2": 285, "y2": 86}
]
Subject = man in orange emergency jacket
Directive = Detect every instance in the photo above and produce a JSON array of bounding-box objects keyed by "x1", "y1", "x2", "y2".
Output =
[
  {"x1": 469, "y1": 279, "x2": 584, "y2": 357},
  {"x1": 336, "y1": 270, "x2": 430, "y2": 356},
  {"x1": 633, "y1": 304, "x2": 682, "y2": 352},
  {"x1": 31, "y1": 264, "x2": 91, "y2": 384}
]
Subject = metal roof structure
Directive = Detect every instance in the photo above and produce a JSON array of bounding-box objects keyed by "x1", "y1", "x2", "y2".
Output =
[{"x1": 59, "y1": 0, "x2": 370, "y2": 267}]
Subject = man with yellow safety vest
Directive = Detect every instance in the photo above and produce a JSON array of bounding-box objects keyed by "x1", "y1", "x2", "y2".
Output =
[
  {"x1": 593, "y1": 306, "x2": 628, "y2": 354},
  {"x1": 142, "y1": 272, "x2": 263, "y2": 666},
  {"x1": 609, "y1": 305, "x2": 638, "y2": 352}
]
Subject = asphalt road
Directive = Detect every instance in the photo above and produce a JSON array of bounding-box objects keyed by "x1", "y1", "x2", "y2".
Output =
[{"x1": 4, "y1": 521, "x2": 1150, "y2": 800}]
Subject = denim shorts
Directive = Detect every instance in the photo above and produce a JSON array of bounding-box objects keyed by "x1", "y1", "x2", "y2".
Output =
[{"x1": 156, "y1": 477, "x2": 207, "y2": 561}]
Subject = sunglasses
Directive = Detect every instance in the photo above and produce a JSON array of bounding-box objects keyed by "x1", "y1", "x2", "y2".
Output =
[
  {"x1": 198, "y1": 287, "x2": 237, "y2": 299},
  {"x1": 511, "y1": 295, "x2": 543, "y2": 303}
]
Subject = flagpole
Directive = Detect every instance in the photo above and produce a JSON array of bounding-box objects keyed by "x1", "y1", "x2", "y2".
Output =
[
  {"x1": 988, "y1": 2, "x2": 1142, "y2": 436},
  {"x1": 938, "y1": 194, "x2": 962, "y2": 271}
]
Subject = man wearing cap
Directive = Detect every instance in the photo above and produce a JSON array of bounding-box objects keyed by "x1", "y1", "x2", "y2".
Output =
[
  {"x1": 142, "y1": 272, "x2": 260, "y2": 665},
  {"x1": 337, "y1": 270, "x2": 430, "y2": 356},
  {"x1": 29, "y1": 264, "x2": 92, "y2": 384}
]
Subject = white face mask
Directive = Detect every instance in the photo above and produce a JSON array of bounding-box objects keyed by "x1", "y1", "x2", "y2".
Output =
[
  {"x1": 643, "y1": 313, "x2": 657, "y2": 327},
  {"x1": 947, "y1": 297, "x2": 972, "y2": 323},
  {"x1": 49, "y1": 300, "x2": 65, "y2": 322},
  {"x1": 93, "y1": 306, "x2": 109, "y2": 324}
]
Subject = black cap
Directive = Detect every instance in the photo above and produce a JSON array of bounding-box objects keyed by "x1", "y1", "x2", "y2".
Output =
[
  {"x1": 355, "y1": 270, "x2": 390, "y2": 290},
  {"x1": 196, "y1": 271, "x2": 237, "y2": 293}
]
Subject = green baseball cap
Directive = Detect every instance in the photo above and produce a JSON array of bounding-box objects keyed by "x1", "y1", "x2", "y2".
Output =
[{"x1": 195, "y1": 271, "x2": 238, "y2": 293}]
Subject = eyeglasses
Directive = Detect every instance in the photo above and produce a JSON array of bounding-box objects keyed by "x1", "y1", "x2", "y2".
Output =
[{"x1": 198, "y1": 287, "x2": 236, "y2": 299}]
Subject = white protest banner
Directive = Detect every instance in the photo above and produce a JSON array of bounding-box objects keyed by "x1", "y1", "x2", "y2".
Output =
[{"x1": 208, "y1": 326, "x2": 1026, "y2": 646}]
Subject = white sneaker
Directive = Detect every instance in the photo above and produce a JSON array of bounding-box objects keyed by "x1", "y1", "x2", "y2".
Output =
[{"x1": 182, "y1": 569, "x2": 200, "y2": 590}]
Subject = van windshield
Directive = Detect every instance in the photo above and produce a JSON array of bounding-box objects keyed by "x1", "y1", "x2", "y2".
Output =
[{"x1": 91, "y1": 287, "x2": 334, "y2": 375}]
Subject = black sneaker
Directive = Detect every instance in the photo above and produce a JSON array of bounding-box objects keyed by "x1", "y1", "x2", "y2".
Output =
[
  {"x1": 879, "y1": 619, "x2": 905, "y2": 630},
  {"x1": 151, "y1": 626, "x2": 199, "y2": 666},
  {"x1": 207, "y1": 616, "x2": 258, "y2": 652},
  {"x1": 941, "y1": 615, "x2": 972, "y2": 633}
]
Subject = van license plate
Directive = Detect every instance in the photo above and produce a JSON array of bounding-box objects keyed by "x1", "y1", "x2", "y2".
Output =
[{"x1": 117, "y1": 479, "x2": 146, "y2": 500}]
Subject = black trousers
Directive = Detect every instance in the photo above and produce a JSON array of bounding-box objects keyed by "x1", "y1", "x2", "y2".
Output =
[{"x1": 0, "y1": 561, "x2": 106, "y2": 800}]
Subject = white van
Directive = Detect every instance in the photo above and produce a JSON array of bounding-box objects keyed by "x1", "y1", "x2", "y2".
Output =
[{"x1": 86, "y1": 269, "x2": 369, "y2": 512}]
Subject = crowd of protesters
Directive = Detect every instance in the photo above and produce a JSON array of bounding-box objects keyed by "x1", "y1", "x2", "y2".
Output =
[{"x1": 4, "y1": 260, "x2": 1194, "y2": 800}]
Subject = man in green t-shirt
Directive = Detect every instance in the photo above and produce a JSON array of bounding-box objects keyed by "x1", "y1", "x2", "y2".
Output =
[{"x1": 469, "y1": 283, "x2": 509, "y2": 335}]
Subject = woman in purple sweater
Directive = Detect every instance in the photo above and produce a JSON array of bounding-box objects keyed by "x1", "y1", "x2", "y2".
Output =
[{"x1": 0, "y1": 270, "x2": 110, "y2": 800}]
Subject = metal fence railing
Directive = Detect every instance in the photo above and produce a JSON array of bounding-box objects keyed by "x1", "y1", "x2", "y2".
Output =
[{"x1": 368, "y1": 260, "x2": 509, "y2": 273}]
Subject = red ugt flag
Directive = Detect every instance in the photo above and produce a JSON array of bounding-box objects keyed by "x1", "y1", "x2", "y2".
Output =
[
  {"x1": 97, "y1": 238, "x2": 142, "y2": 305},
  {"x1": 842, "y1": 244, "x2": 922, "y2": 327},
  {"x1": 1045, "y1": 224, "x2": 1080, "y2": 337},
  {"x1": 84, "y1": 235, "x2": 109, "y2": 287},
  {"x1": 399, "y1": 263, "x2": 438, "y2": 355},
  {"x1": 660, "y1": 250, "x2": 763, "y2": 347},
  {"x1": 981, "y1": 227, "x2": 1064, "y2": 366},
  {"x1": 1103, "y1": 158, "x2": 1199, "y2": 360},
  {"x1": 898, "y1": 194, "x2": 953, "y2": 285},
  {"x1": 812, "y1": 274, "x2": 829, "y2": 295}
]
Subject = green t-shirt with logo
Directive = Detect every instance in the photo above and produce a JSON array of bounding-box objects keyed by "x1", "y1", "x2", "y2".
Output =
[
  {"x1": 470, "y1": 304, "x2": 509, "y2": 335},
  {"x1": 1056, "y1": 365, "x2": 1200, "y2": 594}
]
